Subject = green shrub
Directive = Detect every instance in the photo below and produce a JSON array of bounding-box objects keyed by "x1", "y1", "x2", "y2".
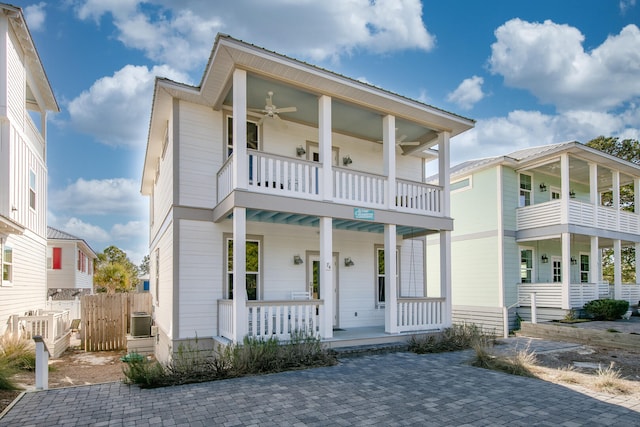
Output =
[
  {"x1": 583, "y1": 299, "x2": 629, "y2": 321},
  {"x1": 123, "y1": 333, "x2": 337, "y2": 388},
  {"x1": 408, "y1": 323, "x2": 489, "y2": 354}
]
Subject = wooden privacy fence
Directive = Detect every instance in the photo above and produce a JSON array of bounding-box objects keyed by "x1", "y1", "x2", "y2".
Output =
[{"x1": 81, "y1": 293, "x2": 152, "y2": 351}]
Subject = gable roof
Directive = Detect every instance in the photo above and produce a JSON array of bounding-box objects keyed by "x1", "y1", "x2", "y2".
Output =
[
  {"x1": 1, "y1": 3, "x2": 59, "y2": 112},
  {"x1": 47, "y1": 226, "x2": 97, "y2": 258}
]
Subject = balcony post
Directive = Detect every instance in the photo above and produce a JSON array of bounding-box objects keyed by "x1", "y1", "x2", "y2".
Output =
[
  {"x1": 590, "y1": 236, "x2": 600, "y2": 284},
  {"x1": 614, "y1": 239, "x2": 622, "y2": 300},
  {"x1": 319, "y1": 217, "x2": 333, "y2": 338},
  {"x1": 440, "y1": 229, "x2": 452, "y2": 326},
  {"x1": 613, "y1": 170, "x2": 620, "y2": 231},
  {"x1": 439, "y1": 132, "x2": 451, "y2": 217},
  {"x1": 560, "y1": 154, "x2": 569, "y2": 223},
  {"x1": 232, "y1": 69, "x2": 247, "y2": 190},
  {"x1": 561, "y1": 232, "x2": 571, "y2": 309},
  {"x1": 232, "y1": 207, "x2": 247, "y2": 342},
  {"x1": 318, "y1": 95, "x2": 332, "y2": 200},
  {"x1": 589, "y1": 163, "x2": 598, "y2": 225},
  {"x1": 384, "y1": 224, "x2": 398, "y2": 333},
  {"x1": 383, "y1": 115, "x2": 396, "y2": 210}
]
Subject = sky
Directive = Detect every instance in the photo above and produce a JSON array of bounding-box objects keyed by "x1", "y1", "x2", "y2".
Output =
[{"x1": 10, "y1": 0, "x2": 640, "y2": 265}]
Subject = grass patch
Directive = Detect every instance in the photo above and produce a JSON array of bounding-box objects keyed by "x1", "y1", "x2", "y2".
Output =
[
  {"x1": 470, "y1": 339, "x2": 537, "y2": 378},
  {"x1": 593, "y1": 363, "x2": 630, "y2": 394},
  {"x1": 408, "y1": 324, "x2": 490, "y2": 354},
  {"x1": 123, "y1": 332, "x2": 337, "y2": 388},
  {"x1": 606, "y1": 328, "x2": 620, "y2": 333},
  {"x1": 0, "y1": 335, "x2": 38, "y2": 390}
]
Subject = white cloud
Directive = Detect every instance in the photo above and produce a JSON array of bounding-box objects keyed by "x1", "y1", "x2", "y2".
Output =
[
  {"x1": 620, "y1": 0, "x2": 636, "y2": 13},
  {"x1": 74, "y1": 0, "x2": 434, "y2": 69},
  {"x1": 58, "y1": 217, "x2": 110, "y2": 243},
  {"x1": 49, "y1": 177, "x2": 145, "y2": 216},
  {"x1": 489, "y1": 19, "x2": 640, "y2": 111},
  {"x1": 111, "y1": 221, "x2": 147, "y2": 240},
  {"x1": 446, "y1": 76, "x2": 485, "y2": 110},
  {"x1": 24, "y1": 2, "x2": 47, "y2": 32},
  {"x1": 66, "y1": 64, "x2": 189, "y2": 148}
]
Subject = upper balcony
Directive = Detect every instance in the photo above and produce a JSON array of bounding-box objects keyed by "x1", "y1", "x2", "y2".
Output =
[{"x1": 217, "y1": 149, "x2": 443, "y2": 217}]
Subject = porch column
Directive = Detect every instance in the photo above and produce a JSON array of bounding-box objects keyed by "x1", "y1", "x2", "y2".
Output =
[
  {"x1": 440, "y1": 230, "x2": 452, "y2": 326},
  {"x1": 614, "y1": 239, "x2": 622, "y2": 300},
  {"x1": 560, "y1": 153, "x2": 570, "y2": 223},
  {"x1": 384, "y1": 224, "x2": 398, "y2": 333},
  {"x1": 232, "y1": 207, "x2": 247, "y2": 341},
  {"x1": 613, "y1": 170, "x2": 620, "y2": 230},
  {"x1": 589, "y1": 163, "x2": 598, "y2": 225},
  {"x1": 232, "y1": 69, "x2": 247, "y2": 190},
  {"x1": 318, "y1": 95, "x2": 332, "y2": 201},
  {"x1": 319, "y1": 217, "x2": 333, "y2": 339},
  {"x1": 636, "y1": 242, "x2": 640, "y2": 286},
  {"x1": 590, "y1": 236, "x2": 600, "y2": 285},
  {"x1": 439, "y1": 132, "x2": 451, "y2": 217},
  {"x1": 561, "y1": 232, "x2": 571, "y2": 309},
  {"x1": 383, "y1": 115, "x2": 396, "y2": 210}
]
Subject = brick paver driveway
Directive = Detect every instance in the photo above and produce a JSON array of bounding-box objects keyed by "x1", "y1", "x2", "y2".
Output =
[{"x1": 1, "y1": 348, "x2": 638, "y2": 426}]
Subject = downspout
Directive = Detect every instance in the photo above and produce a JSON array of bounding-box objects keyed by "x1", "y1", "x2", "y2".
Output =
[{"x1": 496, "y1": 165, "x2": 508, "y2": 338}]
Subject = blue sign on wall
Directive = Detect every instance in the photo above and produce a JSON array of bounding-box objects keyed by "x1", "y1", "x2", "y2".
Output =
[{"x1": 354, "y1": 208, "x2": 375, "y2": 220}]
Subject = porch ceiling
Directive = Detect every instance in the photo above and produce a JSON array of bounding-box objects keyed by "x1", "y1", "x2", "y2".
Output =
[{"x1": 241, "y1": 209, "x2": 429, "y2": 236}]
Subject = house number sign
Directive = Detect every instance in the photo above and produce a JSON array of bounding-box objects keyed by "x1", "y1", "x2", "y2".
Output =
[{"x1": 354, "y1": 208, "x2": 374, "y2": 220}]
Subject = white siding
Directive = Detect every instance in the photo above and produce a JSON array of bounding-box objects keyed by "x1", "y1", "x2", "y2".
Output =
[
  {"x1": 150, "y1": 112, "x2": 174, "y2": 241},
  {"x1": 6, "y1": 27, "x2": 24, "y2": 129},
  {"x1": 0, "y1": 230, "x2": 46, "y2": 334},
  {"x1": 151, "y1": 222, "x2": 174, "y2": 339},
  {"x1": 178, "y1": 102, "x2": 221, "y2": 208},
  {"x1": 178, "y1": 220, "x2": 221, "y2": 338}
]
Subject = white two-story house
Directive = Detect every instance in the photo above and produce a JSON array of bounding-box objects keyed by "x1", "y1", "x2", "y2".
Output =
[
  {"x1": 141, "y1": 34, "x2": 475, "y2": 362},
  {"x1": 0, "y1": 3, "x2": 58, "y2": 334},
  {"x1": 436, "y1": 141, "x2": 640, "y2": 335}
]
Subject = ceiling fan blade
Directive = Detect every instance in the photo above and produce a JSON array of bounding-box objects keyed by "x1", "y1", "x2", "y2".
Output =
[
  {"x1": 257, "y1": 116, "x2": 265, "y2": 126},
  {"x1": 273, "y1": 106, "x2": 297, "y2": 114},
  {"x1": 248, "y1": 108, "x2": 265, "y2": 113},
  {"x1": 400, "y1": 141, "x2": 420, "y2": 146}
]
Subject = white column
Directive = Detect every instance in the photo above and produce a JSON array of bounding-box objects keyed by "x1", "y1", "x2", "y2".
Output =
[
  {"x1": 614, "y1": 239, "x2": 622, "y2": 299},
  {"x1": 232, "y1": 69, "x2": 247, "y2": 190},
  {"x1": 319, "y1": 217, "x2": 333, "y2": 338},
  {"x1": 34, "y1": 336, "x2": 48, "y2": 390},
  {"x1": 590, "y1": 236, "x2": 600, "y2": 285},
  {"x1": 560, "y1": 154, "x2": 570, "y2": 223},
  {"x1": 613, "y1": 170, "x2": 620, "y2": 230},
  {"x1": 636, "y1": 243, "x2": 640, "y2": 285},
  {"x1": 439, "y1": 132, "x2": 451, "y2": 217},
  {"x1": 440, "y1": 230, "x2": 452, "y2": 326},
  {"x1": 561, "y1": 232, "x2": 571, "y2": 309},
  {"x1": 318, "y1": 95, "x2": 332, "y2": 200},
  {"x1": 232, "y1": 207, "x2": 247, "y2": 341},
  {"x1": 383, "y1": 115, "x2": 396, "y2": 210},
  {"x1": 384, "y1": 224, "x2": 398, "y2": 333},
  {"x1": 589, "y1": 163, "x2": 598, "y2": 204}
]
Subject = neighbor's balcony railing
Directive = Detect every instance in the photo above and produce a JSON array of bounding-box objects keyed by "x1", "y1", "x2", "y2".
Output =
[
  {"x1": 217, "y1": 151, "x2": 443, "y2": 216},
  {"x1": 516, "y1": 199, "x2": 640, "y2": 234},
  {"x1": 518, "y1": 282, "x2": 611, "y2": 309},
  {"x1": 12, "y1": 309, "x2": 71, "y2": 347}
]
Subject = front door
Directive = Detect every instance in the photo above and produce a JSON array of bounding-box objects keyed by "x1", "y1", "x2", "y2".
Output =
[{"x1": 308, "y1": 254, "x2": 338, "y2": 327}]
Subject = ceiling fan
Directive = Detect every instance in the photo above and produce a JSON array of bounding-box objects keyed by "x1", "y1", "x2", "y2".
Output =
[
  {"x1": 378, "y1": 129, "x2": 420, "y2": 148},
  {"x1": 249, "y1": 91, "x2": 297, "y2": 126}
]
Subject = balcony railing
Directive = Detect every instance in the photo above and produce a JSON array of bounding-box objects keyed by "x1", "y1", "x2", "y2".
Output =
[
  {"x1": 217, "y1": 151, "x2": 443, "y2": 217},
  {"x1": 397, "y1": 297, "x2": 444, "y2": 332},
  {"x1": 516, "y1": 199, "x2": 640, "y2": 233}
]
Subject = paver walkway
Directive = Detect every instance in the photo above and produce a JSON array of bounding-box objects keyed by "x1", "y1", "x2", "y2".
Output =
[{"x1": 1, "y1": 339, "x2": 638, "y2": 426}]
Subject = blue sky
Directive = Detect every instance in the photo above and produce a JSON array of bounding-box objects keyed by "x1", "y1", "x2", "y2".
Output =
[{"x1": 11, "y1": 0, "x2": 640, "y2": 265}]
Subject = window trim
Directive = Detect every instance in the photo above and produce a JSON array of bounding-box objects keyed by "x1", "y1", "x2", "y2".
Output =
[
  {"x1": 2, "y1": 245, "x2": 13, "y2": 286},
  {"x1": 29, "y1": 169, "x2": 36, "y2": 211},
  {"x1": 579, "y1": 252, "x2": 590, "y2": 283},
  {"x1": 48, "y1": 247, "x2": 62, "y2": 270},
  {"x1": 223, "y1": 233, "x2": 263, "y2": 300},
  {"x1": 450, "y1": 176, "x2": 472, "y2": 193},
  {"x1": 374, "y1": 244, "x2": 400, "y2": 309},
  {"x1": 225, "y1": 114, "x2": 261, "y2": 159},
  {"x1": 552, "y1": 256, "x2": 562, "y2": 283},
  {"x1": 519, "y1": 246, "x2": 534, "y2": 284},
  {"x1": 550, "y1": 186, "x2": 561, "y2": 200},
  {"x1": 518, "y1": 173, "x2": 532, "y2": 207}
]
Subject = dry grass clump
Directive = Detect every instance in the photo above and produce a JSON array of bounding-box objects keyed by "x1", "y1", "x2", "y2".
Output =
[
  {"x1": 470, "y1": 338, "x2": 537, "y2": 378},
  {"x1": 593, "y1": 363, "x2": 630, "y2": 394},
  {"x1": 0, "y1": 335, "x2": 37, "y2": 390}
]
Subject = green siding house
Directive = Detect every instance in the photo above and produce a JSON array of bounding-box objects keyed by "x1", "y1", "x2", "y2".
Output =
[{"x1": 433, "y1": 141, "x2": 640, "y2": 335}]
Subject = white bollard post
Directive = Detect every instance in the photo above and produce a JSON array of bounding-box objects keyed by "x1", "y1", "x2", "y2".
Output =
[
  {"x1": 33, "y1": 336, "x2": 49, "y2": 390},
  {"x1": 530, "y1": 292, "x2": 537, "y2": 324}
]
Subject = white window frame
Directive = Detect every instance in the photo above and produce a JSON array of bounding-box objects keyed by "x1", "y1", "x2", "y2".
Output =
[
  {"x1": 2, "y1": 245, "x2": 13, "y2": 286},
  {"x1": 224, "y1": 234, "x2": 263, "y2": 300},
  {"x1": 552, "y1": 256, "x2": 562, "y2": 283},
  {"x1": 519, "y1": 247, "x2": 534, "y2": 284},
  {"x1": 579, "y1": 252, "x2": 590, "y2": 283},
  {"x1": 374, "y1": 245, "x2": 400, "y2": 308},
  {"x1": 29, "y1": 169, "x2": 36, "y2": 210},
  {"x1": 518, "y1": 173, "x2": 532, "y2": 207},
  {"x1": 225, "y1": 115, "x2": 260, "y2": 159},
  {"x1": 550, "y1": 186, "x2": 561, "y2": 200}
]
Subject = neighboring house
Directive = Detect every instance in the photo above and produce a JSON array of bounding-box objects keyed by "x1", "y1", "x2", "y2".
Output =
[
  {"x1": 0, "y1": 4, "x2": 59, "y2": 335},
  {"x1": 47, "y1": 226, "x2": 96, "y2": 298},
  {"x1": 435, "y1": 141, "x2": 640, "y2": 335},
  {"x1": 141, "y1": 34, "x2": 475, "y2": 362}
]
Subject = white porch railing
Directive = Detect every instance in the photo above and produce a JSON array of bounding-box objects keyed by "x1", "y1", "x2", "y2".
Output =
[
  {"x1": 13, "y1": 310, "x2": 71, "y2": 347},
  {"x1": 218, "y1": 299, "x2": 324, "y2": 341},
  {"x1": 396, "y1": 298, "x2": 444, "y2": 332},
  {"x1": 216, "y1": 152, "x2": 444, "y2": 217},
  {"x1": 518, "y1": 282, "x2": 622, "y2": 309},
  {"x1": 620, "y1": 284, "x2": 640, "y2": 305},
  {"x1": 517, "y1": 199, "x2": 640, "y2": 234},
  {"x1": 517, "y1": 283, "x2": 563, "y2": 308},
  {"x1": 333, "y1": 167, "x2": 385, "y2": 208}
]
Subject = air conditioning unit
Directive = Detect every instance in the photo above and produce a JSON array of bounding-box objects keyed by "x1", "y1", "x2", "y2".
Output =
[{"x1": 131, "y1": 312, "x2": 152, "y2": 337}]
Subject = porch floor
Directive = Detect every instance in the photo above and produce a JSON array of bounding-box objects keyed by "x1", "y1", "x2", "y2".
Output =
[{"x1": 324, "y1": 326, "x2": 441, "y2": 350}]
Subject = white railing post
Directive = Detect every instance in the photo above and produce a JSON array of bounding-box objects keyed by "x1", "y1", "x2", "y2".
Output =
[
  {"x1": 34, "y1": 336, "x2": 49, "y2": 390},
  {"x1": 530, "y1": 292, "x2": 537, "y2": 324}
]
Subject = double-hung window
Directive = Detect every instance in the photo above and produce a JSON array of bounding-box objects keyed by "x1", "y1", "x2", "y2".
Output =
[
  {"x1": 519, "y1": 174, "x2": 532, "y2": 207},
  {"x1": 375, "y1": 246, "x2": 399, "y2": 307},
  {"x1": 29, "y1": 170, "x2": 36, "y2": 210},
  {"x1": 226, "y1": 238, "x2": 260, "y2": 300},
  {"x1": 520, "y1": 248, "x2": 533, "y2": 283},
  {"x1": 580, "y1": 254, "x2": 590, "y2": 283},
  {"x1": 2, "y1": 246, "x2": 12, "y2": 284}
]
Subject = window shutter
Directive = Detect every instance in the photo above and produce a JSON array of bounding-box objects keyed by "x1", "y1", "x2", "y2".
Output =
[{"x1": 53, "y1": 248, "x2": 62, "y2": 270}]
